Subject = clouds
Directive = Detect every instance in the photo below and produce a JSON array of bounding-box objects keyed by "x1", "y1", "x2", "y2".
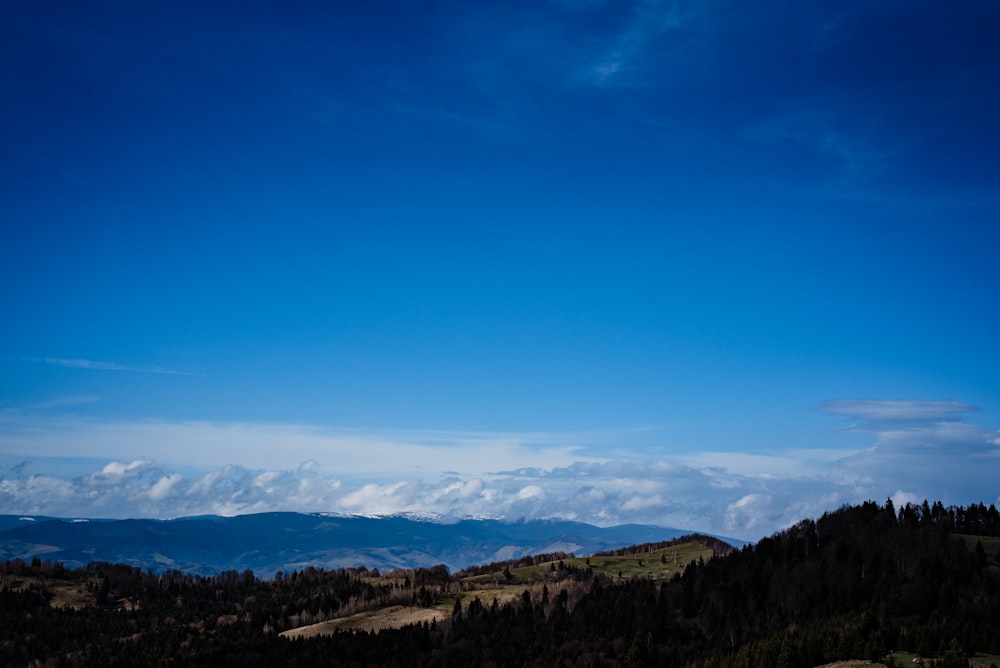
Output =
[
  {"x1": 0, "y1": 450, "x2": 852, "y2": 539},
  {"x1": 821, "y1": 399, "x2": 978, "y2": 423},
  {"x1": 1, "y1": 396, "x2": 997, "y2": 540},
  {"x1": 824, "y1": 399, "x2": 1000, "y2": 508},
  {"x1": 588, "y1": 0, "x2": 690, "y2": 85},
  {"x1": 22, "y1": 357, "x2": 202, "y2": 376},
  {"x1": 560, "y1": 0, "x2": 1000, "y2": 205},
  {"x1": 0, "y1": 456, "x2": 741, "y2": 532},
  {"x1": 742, "y1": 104, "x2": 895, "y2": 188},
  {"x1": 724, "y1": 494, "x2": 772, "y2": 533},
  {"x1": 0, "y1": 413, "x2": 599, "y2": 478},
  {"x1": 148, "y1": 473, "x2": 182, "y2": 502}
]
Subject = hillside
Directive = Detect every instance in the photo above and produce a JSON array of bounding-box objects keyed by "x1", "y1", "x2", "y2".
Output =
[
  {"x1": 2, "y1": 501, "x2": 999, "y2": 666},
  {"x1": 283, "y1": 534, "x2": 724, "y2": 639},
  {"x1": 0, "y1": 513, "x2": 731, "y2": 576}
]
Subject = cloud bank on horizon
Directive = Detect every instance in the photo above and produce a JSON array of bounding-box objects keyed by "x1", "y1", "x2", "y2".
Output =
[
  {"x1": 2, "y1": 1, "x2": 999, "y2": 541},
  {"x1": 2, "y1": 399, "x2": 996, "y2": 540}
]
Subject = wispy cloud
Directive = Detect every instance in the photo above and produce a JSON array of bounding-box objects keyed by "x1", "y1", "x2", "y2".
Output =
[
  {"x1": 821, "y1": 398, "x2": 977, "y2": 423},
  {"x1": 2, "y1": 395, "x2": 101, "y2": 413},
  {"x1": 21, "y1": 357, "x2": 203, "y2": 377},
  {"x1": 587, "y1": 0, "x2": 690, "y2": 85},
  {"x1": 744, "y1": 106, "x2": 894, "y2": 176},
  {"x1": 0, "y1": 415, "x2": 602, "y2": 478}
]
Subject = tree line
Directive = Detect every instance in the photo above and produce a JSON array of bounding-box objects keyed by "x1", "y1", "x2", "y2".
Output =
[
  {"x1": 592, "y1": 533, "x2": 736, "y2": 558},
  {"x1": 2, "y1": 500, "x2": 999, "y2": 666}
]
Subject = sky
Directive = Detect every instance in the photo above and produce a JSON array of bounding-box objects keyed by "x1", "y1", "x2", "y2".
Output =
[{"x1": 1, "y1": 0, "x2": 999, "y2": 541}]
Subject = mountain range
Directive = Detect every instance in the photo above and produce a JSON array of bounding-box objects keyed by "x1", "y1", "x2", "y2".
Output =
[{"x1": 0, "y1": 513, "x2": 741, "y2": 576}]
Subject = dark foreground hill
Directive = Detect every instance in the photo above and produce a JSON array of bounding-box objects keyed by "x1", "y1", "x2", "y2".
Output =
[
  {"x1": 0, "y1": 512, "x2": 733, "y2": 576},
  {"x1": 2, "y1": 501, "x2": 999, "y2": 667}
]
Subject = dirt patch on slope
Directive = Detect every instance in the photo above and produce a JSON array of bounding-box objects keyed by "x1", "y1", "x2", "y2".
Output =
[{"x1": 280, "y1": 605, "x2": 448, "y2": 638}]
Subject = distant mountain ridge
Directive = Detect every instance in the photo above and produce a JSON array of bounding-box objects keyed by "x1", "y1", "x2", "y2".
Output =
[{"x1": 0, "y1": 512, "x2": 743, "y2": 577}]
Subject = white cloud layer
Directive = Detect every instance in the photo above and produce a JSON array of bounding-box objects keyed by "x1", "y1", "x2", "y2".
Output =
[{"x1": 1, "y1": 399, "x2": 997, "y2": 541}]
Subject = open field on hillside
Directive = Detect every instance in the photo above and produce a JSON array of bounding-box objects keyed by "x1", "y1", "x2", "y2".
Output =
[
  {"x1": 888, "y1": 651, "x2": 1000, "y2": 667},
  {"x1": 571, "y1": 540, "x2": 713, "y2": 580},
  {"x1": 282, "y1": 586, "x2": 531, "y2": 636},
  {"x1": 957, "y1": 534, "x2": 1000, "y2": 559},
  {"x1": 280, "y1": 605, "x2": 448, "y2": 638},
  {"x1": 0, "y1": 573, "x2": 98, "y2": 609},
  {"x1": 293, "y1": 540, "x2": 716, "y2": 635},
  {"x1": 462, "y1": 539, "x2": 714, "y2": 586}
]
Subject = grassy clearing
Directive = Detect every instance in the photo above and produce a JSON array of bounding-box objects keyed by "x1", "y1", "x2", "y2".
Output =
[
  {"x1": 452, "y1": 586, "x2": 526, "y2": 607},
  {"x1": 573, "y1": 540, "x2": 712, "y2": 580},
  {"x1": 280, "y1": 605, "x2": 448, "y2": 638},
  {"x1": 1, "y1": 573, "x2": 99, "y2": 609},
  {"x1": 887, "y1": 651, "x2": 1000, "y2": 667},
  {"x1": 462, "y1": 540, "x2": 714, "y2": 586},
  {"x1": 956, "y1": 534, "x2": 1000, "y2": 559},
  {"x1": 280, "y1": 588, "x2": 530, "y2": 637},
  {"x1": 888, "y1": 651, "x2": 924, "y2": 666},
  {"x1": 46, "y1": 579, "x2": 98, "y2": 609}
]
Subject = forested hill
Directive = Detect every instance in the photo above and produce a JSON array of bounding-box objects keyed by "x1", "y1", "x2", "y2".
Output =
[
  {"x1": 0, "y1": 513, "x2": 724, "y2": 575},
  {"x1": 3, "y1": 501, "x2": 1000, "y2": 666}
]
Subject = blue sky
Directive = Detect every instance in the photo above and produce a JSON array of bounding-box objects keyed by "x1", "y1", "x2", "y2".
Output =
[{"x1": 2, "y1": 1, "x2": 999, "y2": 540}]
